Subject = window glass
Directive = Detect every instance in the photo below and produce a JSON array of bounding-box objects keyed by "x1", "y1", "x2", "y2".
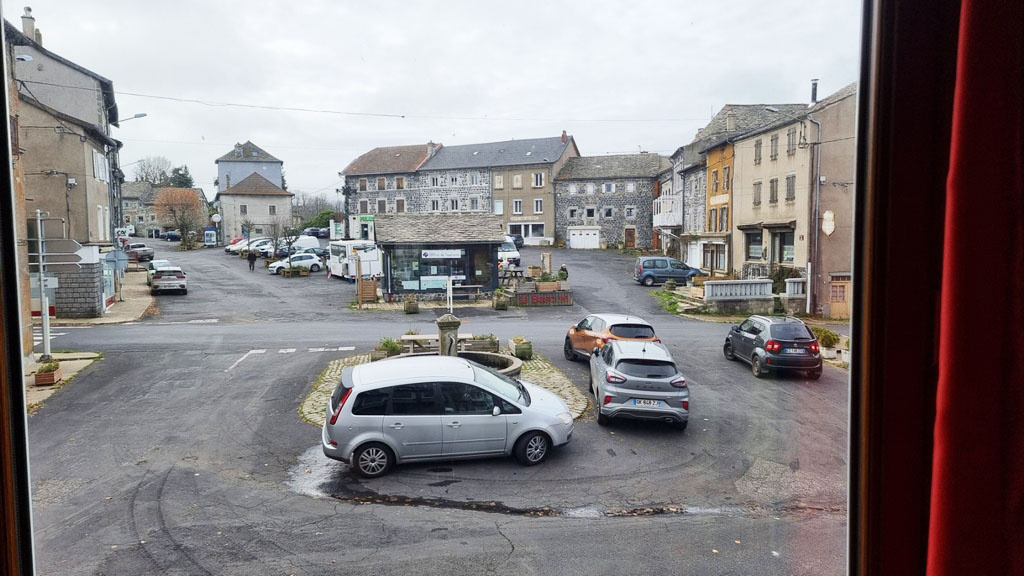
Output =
[
  {"x1": 387, "y1": 383, "x2": 438, "y2": 415},
  {"x1": 669, "y1": 260, "x2": 685, "y2": 270},
  {"x1": 440, "y1": 382, "x2": 496, "y2": 414},
  {"x1": 609, "y1": 324, "x2": 655, "y2": 338},
  {"x1": 469, "y1": 363, "x2": 521, "y2": 403},
  {"x1": 352, "y1": 388, "x2": 389, "y2": 415},
  {"x1": 615, "y1": 360, "x2": 677, "y2": 378},
  {"x1": 771, "y1": 323, "x2": 814, "y2": 340}
]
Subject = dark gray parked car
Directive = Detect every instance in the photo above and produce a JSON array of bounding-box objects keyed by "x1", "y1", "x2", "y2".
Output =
[
  {"x1": 588, "y1": 340, "x2": 689, "y2": 430},
  {"x1": 723, "y1": 315, "x2": 822, "y2": 379},
  {"x1": 322, "y1": 356, "x2": 574, "y2": 477}
]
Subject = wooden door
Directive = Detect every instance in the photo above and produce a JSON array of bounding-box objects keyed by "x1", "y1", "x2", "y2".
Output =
[
  {"x1": 830, "y1": 281, "x2": 851, "y2": 318},
  {"x1": 624, "y1": 228, "x2": 636, "y2": 249}
]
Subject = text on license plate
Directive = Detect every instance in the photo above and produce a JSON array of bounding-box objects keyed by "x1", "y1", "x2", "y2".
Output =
[
  {"x1": 783, "y1": 348, "x2": 805, "y2": 354},
  {"x1": 633, "y1": 399, "x2": 662, "y2": 407}
]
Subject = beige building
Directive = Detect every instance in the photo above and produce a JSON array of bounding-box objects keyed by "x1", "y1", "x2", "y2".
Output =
[
  {"x1": 214, "y1": 173, "x2": 294, "y2": 239},
  {"x1": 731, "y1": 83, "x2": 858, "y2": 317}
]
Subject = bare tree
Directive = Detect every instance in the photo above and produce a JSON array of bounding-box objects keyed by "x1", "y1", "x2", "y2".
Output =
[
  {"x1": 292, "y1": 191, "x2": 334, "y2": 223},
  {"x1": 133, "y1": 156, "x2": 173, "y2": 185},
  {"x1": 155, "y1": 188, "x2": 205, "y2": 250}
]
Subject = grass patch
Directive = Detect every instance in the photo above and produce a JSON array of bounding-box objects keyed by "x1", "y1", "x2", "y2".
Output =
[{"x1": 652, "y1": 289, "x2": 680, "y2": 314}]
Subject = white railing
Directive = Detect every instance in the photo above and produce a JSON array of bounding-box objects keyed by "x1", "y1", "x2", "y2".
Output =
[
  {"x1": 704, "y1": 279, "x2": 773, "y2": 300},
  {"x1": 653, "y1": 196, "x2": 682, "y2": 228},
  {"x1": 785, "y1": 278, "x2": 806, "y2": 295}
]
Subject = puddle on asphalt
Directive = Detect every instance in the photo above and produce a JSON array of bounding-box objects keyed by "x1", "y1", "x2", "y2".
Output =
[{"x1": 286, "y1": 445, "x2": 749, "y2": 519}]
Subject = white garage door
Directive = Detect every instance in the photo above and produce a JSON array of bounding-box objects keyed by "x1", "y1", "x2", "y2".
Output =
[{"x1": 568, "y1": 228, "x2": 601, "y2": 249}]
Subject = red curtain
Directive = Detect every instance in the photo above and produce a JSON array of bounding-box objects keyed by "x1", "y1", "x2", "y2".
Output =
[{"x1": 929, "y1": 0, "x2": 1024, "y2": 573}]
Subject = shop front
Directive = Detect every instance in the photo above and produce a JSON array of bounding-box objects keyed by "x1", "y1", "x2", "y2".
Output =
[{"x1": 374, "y1": 214, "x2": 506, "y2": 297}]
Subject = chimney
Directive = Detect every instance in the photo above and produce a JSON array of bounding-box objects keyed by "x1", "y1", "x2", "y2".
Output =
[
  {"x1": 811, "y1": 78, "x2": 819, "y2": 104},
  {"x1": 726, "y1": 111, "x2": 736, "y2": 132},
  {"x1": 225, "y1": 174, "x2": 231, "y2": 189},
  {"x1": 21, "y1": 7, "x2": 35, "y2": 41},
  {"x1": 561, "y1": 130, "x2": 568, "y2": 143},
  {"x1": 427, "y1": 141, "x2": 437, "y2": 157}
]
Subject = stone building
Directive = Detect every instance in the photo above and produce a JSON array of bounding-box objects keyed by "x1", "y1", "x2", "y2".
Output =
[
  {"x1": 121, "y1": 181, "x2": 159, "y2": 238},
  {"x1": 554, "y1": 153, "x2": 670, "y2": 249},
  {"x1": 214, "y1": 173, "x2": 293, "y2": 239}
]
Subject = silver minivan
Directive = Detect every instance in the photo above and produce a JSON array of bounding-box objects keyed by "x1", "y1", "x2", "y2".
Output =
[
  {"x1": 322, "y1": 356, "x2": 574, "y2": 477},
  {"x1": 589, "y1": 340, "x2": 689, "y2": 430}
]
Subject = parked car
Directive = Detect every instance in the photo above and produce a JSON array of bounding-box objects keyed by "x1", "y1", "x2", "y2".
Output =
[
  {"x1": 302, "y1": 227, "x2": 320, "y2": 237},
  {"x1": 633, "y1": 256, "x2": 705, "y2": 286},
  {"x1": 322, "y1": 356, "x2": 574, "y2": 477},
  {"x1": 299, "y1": 247, "x2": 329, "y2": 259},
  {"x1": 498, "y1": 242, "x2": 521, "y2": 266},
  {"x1": 228, "y1": 237, "x2": 243, "y2": 245},
  {"x1": 225, "y1": 237, "x2": 267, "y2": 253},
  {"x1": 268, "y1": 253, "x2": 323, "y2": 274},
  {"x1": 145, "y1": 259, "x2": 174, "y2": 285},
  {"x1": 589, "y1": 340, "x2": 689, "y2": 430},
  {"x1": 317, "y1": 227, "x2": 331, "y2": 238},
  {"x1": 151, "y1": 266, "x2": 187, "y2": 295},
  {"x1": 125, "y1": 242, "x2": 154, "y2": 261},
  {"x1": 723, "y1": 315, "x2": 822, "y2": 379},
  {"x1": 165, "y1": 230, "x2": 181, "y2": 242},
  {"x1": 506, "y1": 234, "x2": 524, "y2": 249},
  {"x1": 564, "y1": 313, "x2": 658, "y2": 361}
]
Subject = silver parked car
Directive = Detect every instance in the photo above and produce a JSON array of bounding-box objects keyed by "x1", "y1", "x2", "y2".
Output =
[
  {"x1": 588, "y1": 340, "x2": 689, "y2": 430},
  {"x1": 150, "y1": 266, "x2": 187, "y2": 295},
  {"x1": 322, "y1": 356, "x2": 574, "y2": 477}
]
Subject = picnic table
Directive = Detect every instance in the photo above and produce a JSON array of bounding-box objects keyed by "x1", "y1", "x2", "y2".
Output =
[
  {"x1": 500, "y1": 266, "x2": 524, "y2": 285},
  {"x1": 400, "y1": 333, "x2": 475, "y2": 354}
]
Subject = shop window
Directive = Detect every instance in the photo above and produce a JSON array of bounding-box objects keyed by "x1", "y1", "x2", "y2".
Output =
[{"x1": 746, "y1": 232, "x2": 763, "y2": 260}]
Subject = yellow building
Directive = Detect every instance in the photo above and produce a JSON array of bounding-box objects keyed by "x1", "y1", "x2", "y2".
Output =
[{"x1": 702, "y1": 141, "x2": 734, "y2": 275}]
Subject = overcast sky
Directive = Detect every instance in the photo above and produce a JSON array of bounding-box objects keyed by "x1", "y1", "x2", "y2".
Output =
[{"x1": 5, "y1": 0, "x2": 862, "y2": 202}]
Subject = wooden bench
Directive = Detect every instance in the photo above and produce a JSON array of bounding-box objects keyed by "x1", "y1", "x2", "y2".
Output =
[
  {"x1": 400, "y1": 333, "x2": 475, "y2": 354},
  {"x1": 451, "y1": 284, "x2": 483, "y2": 300}
]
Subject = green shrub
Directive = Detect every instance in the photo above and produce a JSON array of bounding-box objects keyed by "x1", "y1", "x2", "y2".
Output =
[
  {"x1": 376, "y1": 337, "x2": 402, "y2": 353},
  {"x1": 809, "y1": 326, "x2": 840, "y2": 348},
  {"x1": 37, "y1": 361, "x2": 60, "y2": 374}
]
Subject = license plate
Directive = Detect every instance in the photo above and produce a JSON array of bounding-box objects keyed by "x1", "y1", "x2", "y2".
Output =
[
  {"x1": 783, "y1": 348, "x2": 805, "y2": 354},
  {"x1": 633, "y1": 399, "x2": 661, "y2": 407}
]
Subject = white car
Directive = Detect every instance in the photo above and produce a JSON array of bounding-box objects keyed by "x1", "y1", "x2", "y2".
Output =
[
  {"x1": 498, "y1": 241, "x2": 521, "y2": 266},
  {"x1": 268, "y1": 253, "x2": 323, "y2": 274},
  {"x1": 151, "y1": 266, "x2": 187, "y2": 295}
]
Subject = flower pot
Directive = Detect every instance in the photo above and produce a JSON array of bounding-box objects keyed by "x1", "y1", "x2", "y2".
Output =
[
  {"x1": 507, "y1": 338, "x2": 533, "y2": 360},
  {"x1": 536, "y1": 281, "x2": 560, "y2": 292},
  {"x1": 369, "y1": 350, "x2": 389, "y2": 361},
  {"x1": 821, "y1": 347, "x2": 838, "y2": 360},
  {"x1": 493, "y1": 296, "x2": 508, "y2": 310},
  {"x1": 404, "y1": 300, "x2": 419, "y2": 314},
  {"x1": 34, "y1": 367, "x2": 63, "y2": 386}
]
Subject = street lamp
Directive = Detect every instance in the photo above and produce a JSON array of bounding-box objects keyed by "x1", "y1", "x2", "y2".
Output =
[{"x1": 118, "y1": 113, "x2": 147, "y2": 123}]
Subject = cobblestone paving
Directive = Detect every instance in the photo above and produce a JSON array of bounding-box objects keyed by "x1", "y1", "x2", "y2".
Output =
[{"x1": 299, "y1": 352, "x2": 589, "y2": 428}]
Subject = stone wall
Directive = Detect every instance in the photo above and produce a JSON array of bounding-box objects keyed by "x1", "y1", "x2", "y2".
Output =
[
  {"x1": 553, "y1": 178, "x2": 655, "y2": 248},
  {"x1": 54, "y1": 262, "x2": 104, "y2": 318},
  {"x1": 680, "y1": 167, "x2": 706, "y2": 235},
  {"x1": 780, "y1": 294, "x2": 807, "y2": 315},
  {"x1": 706, "y1": 298, "x2": 773, "y2": 315}
]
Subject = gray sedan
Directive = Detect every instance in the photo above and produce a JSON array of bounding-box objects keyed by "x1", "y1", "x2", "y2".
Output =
[
  {"x1": 589, "y1": 340, "x2": 689, "y2": 430},
  {"x1": 322, "y1": 356, "x2": 574, "y2": 477}
]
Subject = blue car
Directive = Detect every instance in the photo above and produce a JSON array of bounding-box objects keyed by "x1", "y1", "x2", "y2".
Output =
[{"x1": 633, "y1": 256, "x2": 705, "y2": 286}]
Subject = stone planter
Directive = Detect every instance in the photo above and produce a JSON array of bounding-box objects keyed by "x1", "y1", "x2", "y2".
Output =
[
  {"x1": 370, "y1": 349, "x2": 400, "y2": 362},
  {"x1": 493, "y1": 296, "x2": 509, "y2": 310},
  {"x1": 839, "y1": 349, "x2": 851, "y2": 364},
  {"x1": 664, "y1": 279, "x2": 678, "y2": 291},
  {"x1": 821, "y1": 347, "x2": 838, "y2": 360},
  {"x1": 507, "y1": 338, "x2": 533, "y2": 360},
  {"x1": 466, "y1": 339, "x2": 499, "y2": 352},
  {"x1": 404, "y1": 299, "x2": 419, "y2": 314},
  {"x1": 526, "y1": 267, "x2": 542, "y2": 278},
  {"x1": 34, "y1": 366, "x2": 63, "y2": 386}
]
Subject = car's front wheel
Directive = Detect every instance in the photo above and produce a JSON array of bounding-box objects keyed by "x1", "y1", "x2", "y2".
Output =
[
  {"x1": 310, "y1": 264, "x2": 320, "y2": 272},
  {"x1": 514, "y1": 432, "x2": 550, "y2": 465},
  {"x1": 563, "y1": 337, "x2": 577, "y2": 361},
  {"x1": 723, "y1": 341, "x2": 735, "y2": 360},
  {"x1": 643, "y1": 275, "x2": 655, "y2": 287},
  {"x1": 352, "y1": 442, "x2": 394, "y2": 478}
]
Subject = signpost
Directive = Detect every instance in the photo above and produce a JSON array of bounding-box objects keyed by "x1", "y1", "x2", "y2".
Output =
[{"x1": 29, "y1": 211, "x2": 83, "y2": 361}]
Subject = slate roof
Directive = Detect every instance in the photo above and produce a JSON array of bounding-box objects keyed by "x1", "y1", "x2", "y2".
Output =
[
  {"x1": 811, "y1": 82, "x2": 858, "y2": 113},
  {"x1": 374, "y1": 214, "x2": 507, "y2": 244},
  {"x1": 214, "y1": 173, "x2": 292, "y2": 197},
  {"x1": 696, "y1": 103, "x2": 809, "y2": 151},
  {"x1": 725, "y1": 84, "x2": 859, "y2": 143},
  {"x1": 420, "y1": 136, "x2": 576, "y2": 170},
  {"x1": 121, "y1": 181, "x2": 153, "y2": 201},
  {"x1": 215, "y1": 141, "x2": 282, "y2": 164},
  {"x1": 555, "y1": 154, "x2": 671, "y2": 180},
  {"x1": 342, "y1": 144, "x2": 435, "y2": 176}
]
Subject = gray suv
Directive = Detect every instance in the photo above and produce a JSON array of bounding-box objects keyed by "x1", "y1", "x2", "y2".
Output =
[
  {"x1": 723, "y1": 315, "x2": 822, "y2": 379},
  {"x1": 322, "y1": 356, "x2": 574, "y2": 477},
  {"x1": 588, "y1": 340, "x2": 689, "y2": 430}
]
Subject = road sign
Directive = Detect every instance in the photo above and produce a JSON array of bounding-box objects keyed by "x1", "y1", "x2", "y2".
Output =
[
  {"x1": 42, "y1": 239, "x2": 82, "y2": 253},
  {"x1": 105, "y1": 250, "x2": 131, "y2": 271},
  {"x1": 28, "y1": 252, "x2": 81, "y2": 263}
]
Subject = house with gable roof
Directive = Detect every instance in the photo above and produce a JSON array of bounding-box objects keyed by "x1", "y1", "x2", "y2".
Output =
[
  {"x1": 216, "y1": 141, "x2": 284, "y2": 192},
  {"x1": 214, "y1": 173, "x2": 293, "y2": 239}
]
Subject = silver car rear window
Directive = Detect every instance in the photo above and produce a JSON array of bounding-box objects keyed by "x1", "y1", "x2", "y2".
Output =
[{"x1": 615, "y1": 360, "x2": 677, "y2": 378}]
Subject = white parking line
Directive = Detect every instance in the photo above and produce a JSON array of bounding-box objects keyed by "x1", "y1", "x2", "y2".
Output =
[
  {"x1": 308, "y1": 347, "x2": 326, "y2": 352},
  {"x1": 225, "y1": 349, "x2": 266, "y2": 372},
  {"x1": 278, "y1": 348, "x2": 296, "y2": 354}
]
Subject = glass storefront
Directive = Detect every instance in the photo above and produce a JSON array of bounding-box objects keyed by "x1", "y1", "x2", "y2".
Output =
[{"x1": 383, "y1": 243, "x2": 498, "y2": 294}]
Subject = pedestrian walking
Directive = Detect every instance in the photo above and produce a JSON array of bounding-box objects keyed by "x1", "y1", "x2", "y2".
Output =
[{"x1": 247, "y1": 250, "x2": 258, "y2": 272}]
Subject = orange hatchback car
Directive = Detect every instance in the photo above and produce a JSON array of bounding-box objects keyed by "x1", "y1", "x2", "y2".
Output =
[{"x1": 563, "y1": 313, "x2": 659, "y2": 361}]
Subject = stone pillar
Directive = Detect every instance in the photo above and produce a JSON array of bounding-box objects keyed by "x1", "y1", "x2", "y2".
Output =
[{"x1": 436, "y1": 313, "x2": 461, "y2": 357}]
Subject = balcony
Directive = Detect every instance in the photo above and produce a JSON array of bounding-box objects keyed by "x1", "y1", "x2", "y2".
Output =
[{"x1": 653, "y1": 196, "x2": 682, "y2": 228}]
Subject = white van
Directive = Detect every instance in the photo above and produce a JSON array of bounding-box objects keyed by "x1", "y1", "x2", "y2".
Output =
[
  {"x1": 328, "y1": 240, "x2": 383, "y2": 281},
  {"x1": 289, "y1": 235, "x2": 321, "y2": 253},
  {"x1": 498, "y1": 241, "x2": 521, "y2": 266}
]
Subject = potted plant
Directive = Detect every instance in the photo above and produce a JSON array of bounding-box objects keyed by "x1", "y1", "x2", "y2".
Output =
[
  {"x1": 371, "y1": 337, "x2": 403, "y2": 361},
  {"x1": 664, "y1": 278, "x2": 678, "y2": 291},
  {"x1": 527, "y1": 265, "x2": 541, "y2": 278},
  {"x1": 507, "y1": 336, "x2": 533, "y2": 360},
  {"x1": 536, "y1": 273, "x2": 560, "y2": 292},
  {"x1": 493, "y1": 287, "x2": 509, "y2": 310},
  {"x1": 809, "y1": 326, "x2": 841, "y2": 359},
  {"x1": 403, "y1": 294, "x2": 419, "y2": 314},
  {"x1": 34, "y1": 361, "x2": 63, "y2": 386}
]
